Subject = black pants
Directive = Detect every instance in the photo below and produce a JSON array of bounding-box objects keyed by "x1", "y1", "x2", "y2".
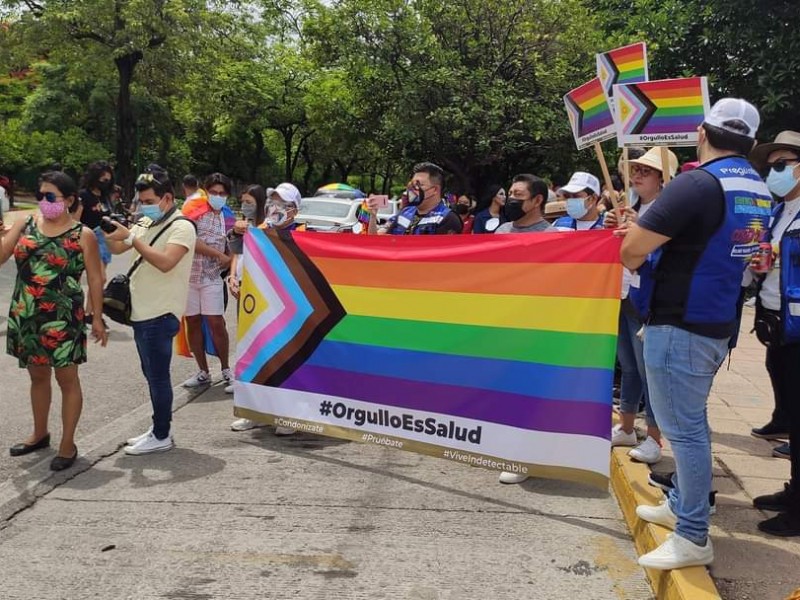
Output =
[
  {"x1": 766, "y1": 340, "x2": 794, "y2": 429},
  {"x1": 766, "y1": 341, "x2": 800, "y2": 495}
]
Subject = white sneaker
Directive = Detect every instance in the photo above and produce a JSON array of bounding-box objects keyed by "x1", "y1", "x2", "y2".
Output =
[
  {"x1": 611, "y1": 424, "x2": 637, "y2": 447},
  {"x1": 231, "y1": 418, "x2": 263, "y2": 432},
  {"x1": 126, "y1": 427, "x2": 173, "y2": 446},
  {"x1": 498, "y1": 472, "x2": 529, "y2": 485},
  {"x1": 274, "y1": 426, "x2": 296, "y2": 436},
  {"x1": 224, "y1": 384, "x2": 234, "y2": 394},
  {"x1": 638, "y1": 533, "x2": 713, "y2": 570},
  {"x1": 221, "y1": 368, "x2": 233, "y2": 383},
  {"x1": 126, "y1": 427, "x2": 152, "y2": 446},
  {"x1": 182, "y1": 370, "x2": 211, "y2": 388},
  {"x1": 636, "y1": 501, "x2": 677, "y2": 530},
  {"x1": 124, "y1": 432, "x2": 174, "y2": 455},
  {"x1": 629, "y1": 436, "x2": 662, "y2": 464}
]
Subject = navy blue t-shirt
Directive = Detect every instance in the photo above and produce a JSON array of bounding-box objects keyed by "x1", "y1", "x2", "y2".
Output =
[
  {"x1": 637, "y1": 162, "x2": 729, "y2": 337},
  {"x1": 472, "y1": 208, "x2": 505, "y2": 234}
]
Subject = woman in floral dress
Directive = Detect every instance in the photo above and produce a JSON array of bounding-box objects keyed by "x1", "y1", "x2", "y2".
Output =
[{"x1": 0, "y1": 171, "x2": 107, "y2": 471}]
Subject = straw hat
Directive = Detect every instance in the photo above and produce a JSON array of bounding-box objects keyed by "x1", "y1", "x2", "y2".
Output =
[
  {"x1": 750, "y1": 130, "x2": 800, "y2": 171},
  {"x1": 630, "y1": 147, "x2": 679, "y2": 178}
]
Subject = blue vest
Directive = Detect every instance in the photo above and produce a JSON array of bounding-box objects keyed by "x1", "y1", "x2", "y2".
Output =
[
  {"x1": 639, "y1": 156, "x2": 772, "y2": 329},
  {"x1": 765, "y1": 202, "x2": 800, "y2": 344},
  {"x1": 389, "y1": 201, "x2": 452, "y2": 235},
  {"x1": 553, "y1": 215, "x2": 604, "y2": 230},
  {"x1": 629, "y1": 249, "x2": 662, "y2": 319}
]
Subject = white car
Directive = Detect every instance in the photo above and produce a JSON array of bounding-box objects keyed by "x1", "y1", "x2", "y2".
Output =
[
  {"x1": 295, "y1": 197, "x2": 360, "y2": 232},
  {"x1": 295, "y1": 197, "x2": 400, "y2": 232}
]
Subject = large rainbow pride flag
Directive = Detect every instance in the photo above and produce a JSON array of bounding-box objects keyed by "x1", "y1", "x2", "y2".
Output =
[{"x1": 234, "y1": 230, "x2": 622, "y2": 487}]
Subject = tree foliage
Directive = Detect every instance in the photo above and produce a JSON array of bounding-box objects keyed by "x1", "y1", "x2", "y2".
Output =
[{"x1": 0, "y1": 0, "x2": 797, "y2": 196}]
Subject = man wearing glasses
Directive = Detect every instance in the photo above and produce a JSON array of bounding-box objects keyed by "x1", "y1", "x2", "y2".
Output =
[
  {"x1": 747, "y1": 130, "x2": 800, "y2": 536},
  {"x1": 366, "y1": 162, "x2": 463, "y2": 235},
  {"x1": 104, "y1": 165, "x2": 197, "y2": 455}
]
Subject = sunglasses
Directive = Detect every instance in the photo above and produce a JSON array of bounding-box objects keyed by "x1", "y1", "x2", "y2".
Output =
[
  {"x1": 136, "y1": 172, "x2": 165, "y2": 184},
  {"x1": 767, "y1": 159, "x2": 800, "y2": 173},
  {"x1": 35, "y1": 191, "x2": 65, "y2": 203}
]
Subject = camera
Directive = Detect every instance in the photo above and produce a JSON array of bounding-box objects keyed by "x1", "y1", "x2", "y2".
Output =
[{"x1": 99, "y1": 213, "x2": 130, "y2": 234}]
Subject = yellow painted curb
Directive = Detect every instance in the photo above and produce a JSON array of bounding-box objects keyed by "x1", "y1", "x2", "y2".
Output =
[{"x1": 610, "y1": 447, "x2": 721, "y2": 600}]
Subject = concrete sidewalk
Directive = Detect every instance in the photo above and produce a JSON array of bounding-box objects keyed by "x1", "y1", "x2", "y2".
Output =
[
  {"x1": 613, "y1": 308, "x2": 800, "y2": 600},
  {"x1": 0, "y1": 300, "x2": 797, "y2": 598},
  {"x1": 0, "y1": 383, "x2": 652, "y2": 600}
]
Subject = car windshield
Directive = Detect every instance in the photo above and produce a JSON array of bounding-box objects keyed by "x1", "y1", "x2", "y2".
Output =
[{"x1": 298, "y1": 200, "x2": 352, "y2": 218}]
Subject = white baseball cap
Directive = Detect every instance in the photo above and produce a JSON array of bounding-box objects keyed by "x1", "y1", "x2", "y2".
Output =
[
  {"x1": 558, "y1": 172, "x2": 601, "y2": 196},
  {"x1": 272, "y1": 183, "x2": 302, "y2": 207},
  {"x1": 704, "y1": 98, "x2": 760, "y2": 139}
]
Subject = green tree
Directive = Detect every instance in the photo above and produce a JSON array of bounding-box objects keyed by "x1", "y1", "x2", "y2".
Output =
[{"x1": 3, "y1": 0, "x2": 205, "y2": 193}]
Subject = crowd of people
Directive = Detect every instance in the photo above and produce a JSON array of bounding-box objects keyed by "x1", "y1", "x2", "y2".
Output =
[{"x1": 1, "y1": 96, "x2": 799, "y2": 573}]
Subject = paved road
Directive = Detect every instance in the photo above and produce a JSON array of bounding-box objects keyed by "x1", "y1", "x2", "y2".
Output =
[{"x1": 0, "y1": 217, "x2": 654, "y2": 599}]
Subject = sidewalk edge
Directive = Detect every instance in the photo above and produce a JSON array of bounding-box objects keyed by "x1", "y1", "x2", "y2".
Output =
[{"x1": 610, "y1": 447, "x2": 722, "y2": 600}]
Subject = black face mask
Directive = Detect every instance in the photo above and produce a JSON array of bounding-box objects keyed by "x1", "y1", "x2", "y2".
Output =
[
  {"x1": 98, "y1": 180, "x2": 113, "y2": 193},
  {"x1": 503, "y1": 199, "x2": 526, "y2": 222},
  {"x1": 454, "y1": 204, "x2": 470, "y2": 215}
]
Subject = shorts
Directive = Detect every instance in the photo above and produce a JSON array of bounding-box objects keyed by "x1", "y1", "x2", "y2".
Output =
[
  {"x1": 93, "y1": 226, "x2": 112, "y2": 265},
  {"x1": 185, "y1": 279, "x2": 225, "y2": 316}
]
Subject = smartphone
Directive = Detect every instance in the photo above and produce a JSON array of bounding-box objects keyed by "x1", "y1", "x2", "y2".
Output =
[
  {"x1": 371, "y1": 195, "x2": 389, "y2": 209},
  {"x1": 99, "y1": 217, "x2": 118, "y2": 234}
]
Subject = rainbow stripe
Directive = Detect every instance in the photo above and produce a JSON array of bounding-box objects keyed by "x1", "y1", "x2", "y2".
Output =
[
  {"x1": 597, "y1": 42, "x2": 648, "y2": 99},
  {"x1": 564, "y1": 78, "x2": 615, "y2": 137},
  {"x1": 235, "y1": 230, "x2": 622, "y2": 485}
]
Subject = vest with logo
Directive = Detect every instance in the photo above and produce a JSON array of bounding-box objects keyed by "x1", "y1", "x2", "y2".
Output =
[
  {"x1": 765, "y1": 202, "x2": 800, "y2": 344},
  {"x1": 638, "y1": 156, "x2": 772, "y2": 332},
  {"x1": 389, "y1": 201, "x2": 452, "y2": 235}
]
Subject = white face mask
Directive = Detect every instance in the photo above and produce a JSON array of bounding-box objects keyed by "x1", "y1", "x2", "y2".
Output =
[
  {"x1": 266, "y1": 203, "x2": 293, "y2": 227},
  {"x1": 766, "y1": 164, "x2": 800, "y2": 198}
]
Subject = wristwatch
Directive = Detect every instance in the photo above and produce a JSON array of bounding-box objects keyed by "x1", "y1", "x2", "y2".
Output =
[{"x1": 123, "y1": 231, "x2": 135, "y2": 246}]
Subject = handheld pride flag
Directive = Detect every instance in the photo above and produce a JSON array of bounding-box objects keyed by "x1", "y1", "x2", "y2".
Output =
[
  {"x1": 564, "y1": 78, "x2": 617, "y2": 149},
  {"x1": 613, "y1": 77, "x2": 710, "y2": 147},
  {"x1": 234, "y1": 229, "x2": 622, "y2": 488},
  {"x1": 596, "y1": 42, "x2": 648, "y2": 101}
]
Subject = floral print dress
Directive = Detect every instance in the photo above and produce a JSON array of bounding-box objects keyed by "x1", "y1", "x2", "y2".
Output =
[{"x1": 7, "y1": 217, "x2": 87, "y2": 368}]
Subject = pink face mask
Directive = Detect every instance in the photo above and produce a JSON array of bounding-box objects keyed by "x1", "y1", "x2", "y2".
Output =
[{"x1": 40, "y1": 199, "x2": 67, "y2": 220}]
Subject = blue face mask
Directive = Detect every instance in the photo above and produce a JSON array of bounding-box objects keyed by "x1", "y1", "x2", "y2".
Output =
[
  {"x1": 566, "y1": 198, "x2": 589, "y2": 220},
  {"x1": 209, "y1": 194, "x2": 227, "y2": 210},
  {"x1": 767, "y1": 166, "x2": 800, "y2": 198},
  {"x1": 140, "y1": 203, "x2": 163, "y2": 221}
]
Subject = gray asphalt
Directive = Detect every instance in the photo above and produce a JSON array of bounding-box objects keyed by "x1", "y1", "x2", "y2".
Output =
[{"x1": 0, "y1": 231, "x2": 654, "y2": 599}]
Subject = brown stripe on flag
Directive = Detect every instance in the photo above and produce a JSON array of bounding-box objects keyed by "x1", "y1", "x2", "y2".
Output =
[{"x1": 252, "y1": 229, "x2": 346, "y2": 386}]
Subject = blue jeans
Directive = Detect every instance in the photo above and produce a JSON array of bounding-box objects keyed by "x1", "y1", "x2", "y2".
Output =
[
  {"x1": 644, "y1": 325, "x2": 729, "y2": 545},
  {"x1": 132, "y1": 314, "x2": 181, "y2": 440},
  {"x1": 617, "y1": 307, "x2": 656, "y2": 427}
]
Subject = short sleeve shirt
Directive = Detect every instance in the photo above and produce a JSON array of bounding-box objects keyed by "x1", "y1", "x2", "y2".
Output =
[
  {"x1": 129, "y1": 215, "x2": 197, "y2": 322},
  {"x1": 79, "y1": 190, "x2": 113, "y2": 229},
  {"x1": 190, "y1": 211, "x2": 227, "y2": 284},
  {"x1": 637, "y1": 164, "x2": 729, "y2": 336}
]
